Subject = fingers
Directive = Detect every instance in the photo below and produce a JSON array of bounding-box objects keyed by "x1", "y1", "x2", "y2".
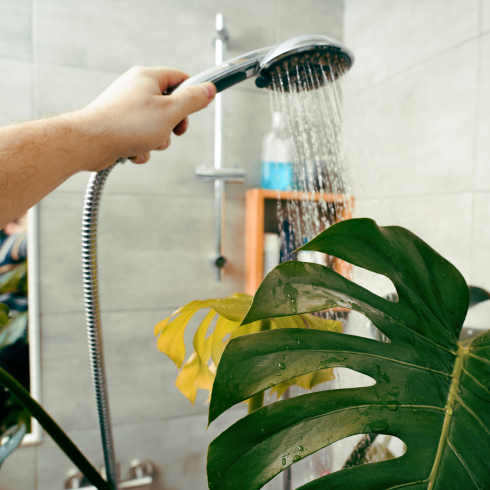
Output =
[
  {"x1": 129, "y1": 152, "x2": 151, "y2": 164},
  {"x1": 165, "y1": 82, "x2": 216, "y2": 127},
  {"x1": 173, "y1": 117, "x2": 189, "y2": 136},
  {"x1": 147, "y1": 67, "x2": 190, "y2": 94}
]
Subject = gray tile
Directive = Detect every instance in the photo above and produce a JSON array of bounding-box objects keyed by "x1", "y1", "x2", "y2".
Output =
[
  {"x1": 0, "y1": 445, "x2": 37, "y2": 490},
  {"x1": 475, "y1": 33, "x2": 490, "y2": 191},
  {"x1": 37, "y1": 408, "x2": 247, "y2": 490},
  {"x1": 39, "y1": 192, "x2": 245, "y2": 314},
  {"x1": 276, "y1": 0, "x2": 344, "y2": 44},
  {"x1": 344, "y1": 0, "x2": 479, "y2": 91},
  {"x1": 35, "y1": 63, "x2": 120, "y2": 117},
  {"x1": 354, "y1": 40, "x2": 478, "y2": 198},
  {"x1": 35, "y1": 0, "x2": 274, "y2": 74},
  {"x1": 40, "y1": 309, "x2": 218, "y2": 431},
  {"x1": 225, "y1": 87, "x2": 272, "y2": 197},
  {"x1": 482, "y1": 0, "x2": 490, "y2": 33},
  {"x1": 0, "y1": 0, "x2": 31, "y2": 60},
  {"x1": 357, "y1": 193, "x2": 473, "y2": 280},
  {"x1": 0, "y1": 59, "x2": 32, "y2": 125},
  {"x1": 470, "y1": 192, "x2": 490, "y2": 291}
]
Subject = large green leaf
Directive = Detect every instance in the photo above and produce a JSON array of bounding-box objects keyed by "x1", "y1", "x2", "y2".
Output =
[{"x1": 207, "y1": 218, "x2": 490, "y2": 489}]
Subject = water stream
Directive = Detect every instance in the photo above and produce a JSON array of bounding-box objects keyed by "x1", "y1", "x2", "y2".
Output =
[{"x1": 264, "y1": 63, "x2": 400, "y2": 487}]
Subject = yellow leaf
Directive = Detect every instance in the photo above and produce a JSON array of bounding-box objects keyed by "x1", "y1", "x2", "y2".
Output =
[
  {"x1": 274, "y1": 315, "x2": 307, "y2": 329},
  {"x1": 156, "y1": 301, "x2": 209, "y2": 367},
  {"x1": 193, "y1": 309, "x2": 216, "y2": 365},
  {"x1": 211, "y1": 316, "x2": 240, "y2": 365},
  {"x1": 205, "y1": 293, "x2": 252, "y2": 322},
  {"x1": 175, "y1": 352, "x2": 201, "y2": 404},
  {"x1": 302, "y1": 314, "x2": 342, "y2": 332}
]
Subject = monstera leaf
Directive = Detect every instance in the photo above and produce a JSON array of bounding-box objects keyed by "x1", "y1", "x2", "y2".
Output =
[
  {"x1": 206, "y1": 218, "x2": 490, "y2": 489},
  {"x1": 154, "y1": 294, "x2": 341, "y2": 404}
]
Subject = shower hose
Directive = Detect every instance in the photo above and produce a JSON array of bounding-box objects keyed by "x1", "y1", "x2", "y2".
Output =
[{"x1": 82, "y1": 160, "x2": 125, "y2": 489}]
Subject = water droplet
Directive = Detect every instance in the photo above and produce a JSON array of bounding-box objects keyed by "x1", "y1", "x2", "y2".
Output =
[
  {"x1": 367, "y1": 420, "x2": 389, "y2": 433},
  {"x1": 387, "y1": 404, "x2": 398, "y2": 411},
  {"x1": 261, "y1": 429, "x2": 265, "y2": 433},
  {"x1": 278, "y1": 362, "x2": 286, "y2": 370},
  {"x1": 282, "y1": 458, "x2": 286, "y2": 466},
  {"x1": 413, "y1": 409, "x2": 418, "y2": 413},
  {"x1": 446, "y1": 406, "x2": 453, "y2": 415},
  {"x1": 297, "y1": 340, "x2": 301, "y2": 345},
  {"x1": 268, "y1": 383, "x2": 274, "y2": 388},
  {"x1": 293, "y1": 455, "x2": 301, "y2": 462},
  {"x1": 226, "y1": 394, "x2": 230, "y2": 399},
  {"x1": 298, "y1": 445, "x2": 304, "y2": 452},
  {"x1": 304, "y1": 361, "x2": 307, "y2": 366},
  {"x1": 276, "y1": 372, "x2": 281, "y2": 376}
]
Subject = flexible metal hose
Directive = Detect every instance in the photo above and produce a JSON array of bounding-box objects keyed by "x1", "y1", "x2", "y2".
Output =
[{"x1": 82, "y1": 162, "x2": 122, "y2": 489}]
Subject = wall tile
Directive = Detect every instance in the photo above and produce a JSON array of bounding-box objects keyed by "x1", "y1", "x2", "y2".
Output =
[
  {"x1": 0, "y1": 59, "x2": 32, "y2": 125},
  {"x1": 482, "y1": 0, "x2": 490, "y2": 33},
  {"x1": 475, "y1": 33, "x2": 490, "y2": 191},
  {"x1": 354, "y1": 41, "x2": 478, "y2": 199},
  {"x1": 356, "y1": 193, "x2": 473, "y2": 280},
  {"x1": 470, "y1": 192, "x2": 490, "y2": 290},
  {"x1": 0, "y1": 0, "x2": 31, "y2": 60},
  {"x1": 225, "y1": 88, "x2": 271, "y2": 197},
  {"x1": 39, "y1": 192, "x2": 245, "y2": 314},
  {"x1": 37, "y1": 408, "x2": 247, "y2": 490},
  {"x1": 35, "y1": 0, "x2": 274, "y2": 74},
  {"x1": 0, "y1": 446, "x2": 37, "y2": 490},
  {"x1": 41, "y1": 309, "x2": 216, "y2": 431},
  {"x1": 276, "y1": 0, "x2": 344, "y2": 44},
  {"x1": 344, "y1": 0, "x2": 479, "y2": 91}
]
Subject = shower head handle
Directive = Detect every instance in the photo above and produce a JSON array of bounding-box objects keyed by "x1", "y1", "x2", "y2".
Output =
[
  {"x1": 174, "y1": 35, "x2": 354, "y2": 94},
  {"x1": 176, "y1": 46, "x2": 273, "y2": 93}
]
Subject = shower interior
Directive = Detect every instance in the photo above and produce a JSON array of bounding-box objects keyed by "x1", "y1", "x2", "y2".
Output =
[{"x1": 80, "y1": 30, "x2": 355, "y2": 490}]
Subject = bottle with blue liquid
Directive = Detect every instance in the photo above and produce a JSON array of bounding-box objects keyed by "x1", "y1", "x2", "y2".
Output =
[{"x1": 261, "y1": 112, "x2": 292, "y2": 190}]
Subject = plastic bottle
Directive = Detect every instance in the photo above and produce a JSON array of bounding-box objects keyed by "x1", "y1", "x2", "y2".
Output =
[{"x1": 261, "y1": 112, "x2": 292, "y2": 190}]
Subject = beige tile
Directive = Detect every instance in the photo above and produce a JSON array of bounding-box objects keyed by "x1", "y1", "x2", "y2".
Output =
[
  {"x1": 344, "y1": 0, "x2": 479, "y2": 91},
  {"x1": 276, "y1": 0, "x2": 344, "y2": 44},
  {"x1": 0, "y1": 446, "x2": 36, "y2": 490},
  {"x1": 0, "y1": 59, "x2": 32, "y2": 125},
  {"x1": 470, "y1": 192, "x2": 490, "y2": 290},
  {"x1": 475, "y1": 33, "x2": 490, "y2": 191},
  {"x1": 39, "y1": 192, "x2": 245, "y2": 314},
  {"x1": 35, "y1": 0, "x2": 274, "y2": 74},
  {"x1": 354, "y1": 40, "x2": 478, "y2": 199},
  {"x1": 0, "y1": 0, "x2": 31, "y2": 60},
  {"x1": 37, "y1": 408, "x2": 247, "y2": 490}
]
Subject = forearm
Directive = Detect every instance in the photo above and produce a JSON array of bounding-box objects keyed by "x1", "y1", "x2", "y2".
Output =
[{"x1": 0, "y1": 110, "x2": 113, "y2": 229}]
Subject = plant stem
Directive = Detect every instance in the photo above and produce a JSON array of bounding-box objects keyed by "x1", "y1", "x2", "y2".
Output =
[
  {"x1": 0, "y1": 367, "x2": 113, "y2": 490},
  {"x1": 342, "y1": 434, "x2": 378, "y2": 469},
  {"x1": 248, "y1": 392, "x2": 265, "y2": 413}
]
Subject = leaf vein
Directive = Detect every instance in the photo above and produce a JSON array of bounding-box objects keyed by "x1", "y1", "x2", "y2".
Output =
[
  {"x1": 462, "y1": 368, "x2": 490, "y2": 396},
  {"x1": 457, "y1": 397, "x2": 490, "y2": 438},
  {"x1": 447, "y1": 440, "x2": 482, "y2": 489}
]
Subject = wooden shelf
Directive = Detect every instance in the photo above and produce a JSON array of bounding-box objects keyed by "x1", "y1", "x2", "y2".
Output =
[{"x1": 245, "y1": 189, "x2": 353, "y2": 295}]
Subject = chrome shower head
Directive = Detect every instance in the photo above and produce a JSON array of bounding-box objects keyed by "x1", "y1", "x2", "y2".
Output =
[
  {"x1": 176, "y1": 34, "x2": 354, "y2": 94},
  {"x1": 255, "y1": 35, "x2": 354, "y2": 91}
]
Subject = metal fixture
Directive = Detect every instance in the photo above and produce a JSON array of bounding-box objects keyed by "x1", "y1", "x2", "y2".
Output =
[
  {"x1": 81, "y1": 31, "x2": 353, "y2": 489},
  {"x1": 65, "y1": 460, "x2": 154, "y2": 489}
]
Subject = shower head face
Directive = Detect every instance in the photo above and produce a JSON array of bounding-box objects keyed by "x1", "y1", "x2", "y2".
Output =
[{"x1": 256, "y1": 35, "x2": 354, "y2": 92}]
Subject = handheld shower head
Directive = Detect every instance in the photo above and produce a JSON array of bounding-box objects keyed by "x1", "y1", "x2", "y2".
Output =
[{"x1": 176, "y1": 34, "x2": 354, "y2": 94}]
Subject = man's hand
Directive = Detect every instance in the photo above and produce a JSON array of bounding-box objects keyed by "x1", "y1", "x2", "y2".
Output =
[
  {"x1": 81, "y1": 66, "x2": 216, "y2": 170},
  {"x1": 0, "y1": 66, "x2": 216, "y2": 229}
]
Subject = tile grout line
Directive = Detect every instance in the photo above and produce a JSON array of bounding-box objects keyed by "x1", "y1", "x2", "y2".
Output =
[{"x1": 357, "y1": 28, "x2": 490, "y2": 96}]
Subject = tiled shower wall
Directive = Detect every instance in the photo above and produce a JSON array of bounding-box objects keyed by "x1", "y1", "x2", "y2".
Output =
[
  {"x1": 0, "y1": 1, "x2": 343, "y2": 489},
  {"x1": 344, "y1": 0, "x2": 490, "y2": 328}
]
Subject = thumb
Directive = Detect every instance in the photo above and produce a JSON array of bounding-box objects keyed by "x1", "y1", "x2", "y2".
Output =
[{"x1": 166, "y1": 82, "x2": 216, "y2": 126}]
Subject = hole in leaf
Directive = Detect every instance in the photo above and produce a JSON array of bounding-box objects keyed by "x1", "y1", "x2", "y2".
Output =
[{"x1": 348, "y1": 265, "x2": 397, "y2": 301}]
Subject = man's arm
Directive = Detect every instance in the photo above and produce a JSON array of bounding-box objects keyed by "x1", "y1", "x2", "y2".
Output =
[{"x1": 0, "y1": 66, "x2": 216, "y2": 229}]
